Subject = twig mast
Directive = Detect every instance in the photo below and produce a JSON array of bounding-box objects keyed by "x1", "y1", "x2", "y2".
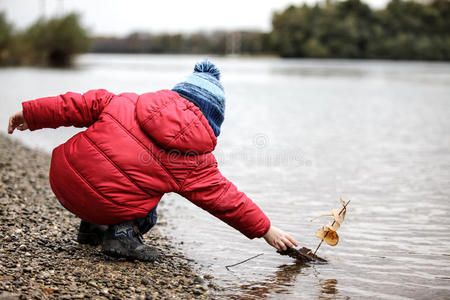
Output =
[{"x1": 313, "y1": 200, "x2": 350, "y2": 255}]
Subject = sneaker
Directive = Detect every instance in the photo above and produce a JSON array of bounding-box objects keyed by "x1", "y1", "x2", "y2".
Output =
[
  {"x1": 102, "y1": 221, "x2": 159, "y2": 262},
  {"x1": 77, "y1": 220, "x2": 108, "y2": 246}
]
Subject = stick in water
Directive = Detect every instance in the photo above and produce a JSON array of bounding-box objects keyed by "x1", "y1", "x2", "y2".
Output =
[{"x1": 225, "y1": 253, "x2": 264, "y2": 271}]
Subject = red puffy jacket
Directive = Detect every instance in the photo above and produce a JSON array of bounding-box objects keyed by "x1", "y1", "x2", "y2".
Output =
[{"x1": 21, "y1": 89, "x2": 270, "y2": 239}]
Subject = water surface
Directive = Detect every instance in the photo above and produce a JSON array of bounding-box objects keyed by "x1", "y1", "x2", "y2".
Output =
[{"x1": 1, "y1": 54, "x2": 449, "y2": 299}]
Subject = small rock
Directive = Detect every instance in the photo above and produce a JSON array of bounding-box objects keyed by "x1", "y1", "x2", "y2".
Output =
[
  {"x1": 193, "y1": 288, "x2": 204, "y2": 295},
  {"x1": 193, "y1": 276, "x2": 204, "y2": 284}
]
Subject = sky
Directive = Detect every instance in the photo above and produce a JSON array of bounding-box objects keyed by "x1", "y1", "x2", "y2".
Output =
[{"x1": 0, "y1": 0, "x2": 390, "y2": 36}]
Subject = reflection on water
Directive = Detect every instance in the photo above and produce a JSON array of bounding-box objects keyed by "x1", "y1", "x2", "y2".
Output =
[
  {"x1": 228, "y1": 264, "x2": 306, "y2": 299},
  {"x1": 224, "y1": 262, "x2": 340, "y2": 299},
  {"x1": 1, "y1": 54, "x2": 450, "y2": 299},
  {"x1": 319, "y1": 278, "x2": 339, "y2": 298}
]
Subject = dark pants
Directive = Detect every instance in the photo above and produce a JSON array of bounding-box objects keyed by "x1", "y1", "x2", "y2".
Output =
[
  {"x1": 134, "y1": 205, "x2": 158, "y2": 235},
  {"x1": 78, "y1": 205, "x2": 158, "y2": 235}
]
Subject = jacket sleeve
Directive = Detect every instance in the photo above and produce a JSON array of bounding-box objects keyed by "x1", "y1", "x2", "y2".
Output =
[
  {"x1": 21, "y1": 89, "x2": 115, "y2": 131},
  {"x1": 178, "y1": 157, "x2": 271, "y2": 239}
]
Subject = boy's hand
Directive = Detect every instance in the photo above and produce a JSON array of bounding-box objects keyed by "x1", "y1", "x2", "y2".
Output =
[
  {"x1": 8, "y1": 111, "x2": 28, "y2": 134},
  {"x1": 263, "y1": 226, "x2": 298, "y2": 251}
]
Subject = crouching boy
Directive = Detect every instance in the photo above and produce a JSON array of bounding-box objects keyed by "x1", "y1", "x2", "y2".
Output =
[{"x1": 7, "y1": 61, "x2": 298, "y2": 261}]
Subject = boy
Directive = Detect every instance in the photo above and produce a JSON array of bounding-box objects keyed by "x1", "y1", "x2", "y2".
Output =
[{"x1": 7, "y1": 61, "x2": 298, "y2": 262}]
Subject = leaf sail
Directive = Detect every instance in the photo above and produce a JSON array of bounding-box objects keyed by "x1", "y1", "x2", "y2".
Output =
[{"x1": 313, "y1": 199, "x2": 349, "y2": 248}]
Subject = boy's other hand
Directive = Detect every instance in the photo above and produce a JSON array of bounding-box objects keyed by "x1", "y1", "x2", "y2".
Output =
[
  {"x1": 263, "y1": 226, "x2": 298, "y2": 251},
  {"x1": 8, "y1": 111, "x2": 28, "y2": 134}
]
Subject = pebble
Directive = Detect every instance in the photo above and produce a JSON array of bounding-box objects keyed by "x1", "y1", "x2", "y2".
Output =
[{"x1": 193, "y1": 276, "x2": 205, "y2": 284}]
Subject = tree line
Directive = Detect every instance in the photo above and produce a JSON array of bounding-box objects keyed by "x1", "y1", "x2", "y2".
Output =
[
  {"x1": 92, "y1": 31, "x2": 272, "y2": 56},
  {"x1": 0, "y1": 0, "x2": 449, "y2": 66}
]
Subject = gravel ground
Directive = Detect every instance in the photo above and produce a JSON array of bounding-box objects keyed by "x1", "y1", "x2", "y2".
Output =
[{"x1": 0, "y1": 133, "x2": 220, "y2": 299}]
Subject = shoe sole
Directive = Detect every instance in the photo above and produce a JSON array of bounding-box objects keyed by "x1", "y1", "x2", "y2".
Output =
[
  {"x1": 77, "y1": 232, "x2": 103, "y2": 246},
  {"x1": 103, "y1": 247, "x2": 158, "y2": 262}
]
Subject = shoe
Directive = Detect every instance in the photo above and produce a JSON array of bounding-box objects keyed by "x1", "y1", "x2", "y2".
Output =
[
  {"x1": 102, "y1": 221, "x2": 159, "y2": 262},
  {"x1": 77, "y1": 220, "x2": 108, "y2": 246}
]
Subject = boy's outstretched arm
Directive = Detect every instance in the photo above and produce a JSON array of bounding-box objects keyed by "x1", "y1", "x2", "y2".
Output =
[
  {"x1": 8, "y1": 89, "x2": 114, "y2": 133},
  {"x1": 179, "y1": 158, "x2": 298, "y2": 251}
]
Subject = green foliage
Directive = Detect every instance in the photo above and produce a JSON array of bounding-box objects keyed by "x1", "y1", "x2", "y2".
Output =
[
  {"x1": 0, "y1": 13, "x2": 89, "y2": 67},
  {"x1": 25, "y1": 13, "x2": 90, "y2": 66},
  {"x1": 271, "y1": 0, "x2": 450, "y2": 60},
  {"x1": 0, "y1": 13, "x2": 13, "y2": 64}
]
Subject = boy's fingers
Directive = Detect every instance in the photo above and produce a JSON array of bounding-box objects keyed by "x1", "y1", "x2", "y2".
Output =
[
  {"x1": 8, "y1": 117, "x2": 14, "y2": 134},
  {"x1": 272, "y1": 241, "x2": 278, "y2": 250},
  {"x1": 271, "y1": 242, "x2": 278, "y2": 251},
  {"x1": 282, "y1": 238, "x2": 293, "y2": 249},
  {"x1": 273, "y1": 241, "x2": 280, "y2": 250},
  {"x1": 277, "y1": 240, "x2": 287, "y2": 251},
  {"x1": 287, "y1": 235, "x2": 298, "y2": 247}
]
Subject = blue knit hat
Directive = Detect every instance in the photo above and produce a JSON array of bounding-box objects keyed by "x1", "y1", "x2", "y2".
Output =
[{"x1": 172, "y1": 61, "x2": 225, "y2": 137}]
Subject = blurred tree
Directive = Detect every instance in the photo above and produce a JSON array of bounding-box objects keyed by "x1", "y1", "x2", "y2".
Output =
[
  {"x1": 372, "y1": 0, "x2": 450, "y2": 60},
  {"x1": 25, "y1": 13, "x2": 90, "y2": 66},
  {"x1": 0, "y1": 13, "x2": 13, "y2": 64},
  {"x1": 271, "y1": 0, "x2": 449, "y2": 60}
]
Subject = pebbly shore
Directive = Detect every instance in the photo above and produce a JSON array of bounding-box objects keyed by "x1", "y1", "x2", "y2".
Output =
[{"x1": 0, "y1": 133, "x2": 220, "y2": 299}]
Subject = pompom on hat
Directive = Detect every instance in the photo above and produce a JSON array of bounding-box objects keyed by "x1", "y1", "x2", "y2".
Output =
[{"x1": 172, "y1": 61, "x2": 225, "y2": 137}]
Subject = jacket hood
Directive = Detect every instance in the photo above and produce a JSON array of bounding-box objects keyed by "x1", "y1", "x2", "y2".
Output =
[{"x1": 136, "y1": 90, "x2": 217, "y2": 154}]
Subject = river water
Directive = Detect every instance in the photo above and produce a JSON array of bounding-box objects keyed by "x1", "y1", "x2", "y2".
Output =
[{"x1": 1, "y1": 54, "x2": 449, "y2": 299}]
